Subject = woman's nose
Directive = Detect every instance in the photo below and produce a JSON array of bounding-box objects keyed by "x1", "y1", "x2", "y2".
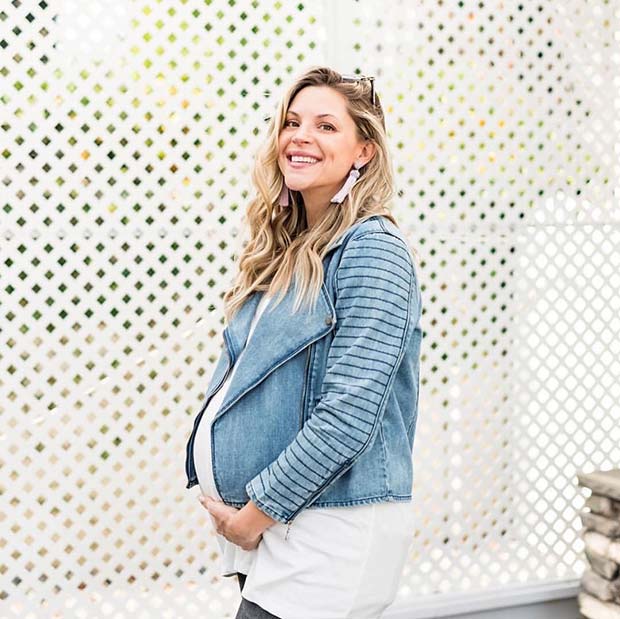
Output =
[{"x1": 291, "y1": 125, "x2": 311, "y2": 143}]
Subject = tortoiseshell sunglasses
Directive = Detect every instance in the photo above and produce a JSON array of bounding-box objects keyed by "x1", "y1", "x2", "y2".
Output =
[{"x1": 340, "y1": 74, "x2": 376, "y2": 107}]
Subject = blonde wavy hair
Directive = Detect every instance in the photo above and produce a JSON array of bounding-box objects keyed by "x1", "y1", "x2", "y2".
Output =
[{"x1": 223, "y1": 65, "x2": 408, "y2": 323}]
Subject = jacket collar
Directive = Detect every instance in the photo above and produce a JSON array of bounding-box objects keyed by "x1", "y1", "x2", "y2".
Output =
[{"x1": 222, "y1": 220, "x2": 356, "y2": 360}]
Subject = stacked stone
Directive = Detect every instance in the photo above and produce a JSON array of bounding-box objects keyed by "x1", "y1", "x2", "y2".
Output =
[{"x1": 577, "y1": 469, "x2": 620, "y2": 619}]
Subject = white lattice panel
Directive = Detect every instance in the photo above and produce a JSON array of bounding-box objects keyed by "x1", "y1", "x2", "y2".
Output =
[{"x1": 1, "y1": 0, "x2": 619, "y2": 617}]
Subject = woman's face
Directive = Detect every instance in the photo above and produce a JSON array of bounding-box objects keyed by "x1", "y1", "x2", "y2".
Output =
[{"x1": 277, "y1": 86, "x2": 374, "y2": 204}]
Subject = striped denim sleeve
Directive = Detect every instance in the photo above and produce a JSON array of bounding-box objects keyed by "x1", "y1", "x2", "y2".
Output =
[{"x1": 245, "y1": 231, "x2": 415, "y2": 524}]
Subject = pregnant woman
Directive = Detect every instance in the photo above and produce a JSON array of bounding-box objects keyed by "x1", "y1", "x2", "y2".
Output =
[{"x1": 185, "y1": 65, "x2": 423, "y2": 619}]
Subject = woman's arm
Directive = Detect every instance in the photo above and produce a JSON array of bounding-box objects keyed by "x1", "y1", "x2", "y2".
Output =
[{"x1": 244, "y1": 230, "x2": 420, "y2": 524}]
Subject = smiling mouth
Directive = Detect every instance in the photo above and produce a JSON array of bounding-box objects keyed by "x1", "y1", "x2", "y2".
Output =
[{"x1": 287, "y1": 155, "x2": 321, "y2": 168}]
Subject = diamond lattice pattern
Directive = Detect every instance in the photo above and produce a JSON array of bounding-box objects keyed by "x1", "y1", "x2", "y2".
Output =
[{"x1": 1, "y1": 0, "x2": 619, "y2": 617}]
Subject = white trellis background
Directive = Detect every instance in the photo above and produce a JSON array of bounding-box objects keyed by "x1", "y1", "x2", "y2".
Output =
[{"x1": 1, "y1": 0, "x2": 619, "y2": 617}]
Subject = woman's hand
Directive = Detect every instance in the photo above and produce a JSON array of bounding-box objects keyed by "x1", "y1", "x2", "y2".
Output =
[{"x1": 198, "y1": 495, "x2": 276, "y2": 551}]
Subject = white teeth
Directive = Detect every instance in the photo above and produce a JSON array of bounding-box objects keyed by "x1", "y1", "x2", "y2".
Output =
[{"x1": 290, "y1": 156, "x2": 318, "y2": 164}]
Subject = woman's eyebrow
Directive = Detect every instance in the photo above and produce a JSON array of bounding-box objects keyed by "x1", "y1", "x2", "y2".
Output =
[{"x1": 286, "y1": 110, "x2": 339, "y2": 120}]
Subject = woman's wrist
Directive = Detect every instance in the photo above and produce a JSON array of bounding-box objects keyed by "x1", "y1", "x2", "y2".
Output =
[{"x1": 236, "y1": 499, "x2": 278, "y2": 538}]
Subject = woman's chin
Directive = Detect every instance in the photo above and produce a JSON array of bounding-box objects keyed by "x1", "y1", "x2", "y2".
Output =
[
  {"x1": 285, "y1": 183, "x2": 308, "y2": 193},
  {"x1": 284, "y1": 172, "x2": 316, "y2": 192}
]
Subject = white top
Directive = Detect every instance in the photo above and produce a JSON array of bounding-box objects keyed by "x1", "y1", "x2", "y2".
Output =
[{"x1": 193, "y1": 294, "x2": 415, "y2": 619}]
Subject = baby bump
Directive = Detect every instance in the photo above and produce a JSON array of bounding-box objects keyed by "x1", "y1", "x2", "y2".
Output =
[{"x1": 211, "y1": 355, "x2": 307, "y2": 502}]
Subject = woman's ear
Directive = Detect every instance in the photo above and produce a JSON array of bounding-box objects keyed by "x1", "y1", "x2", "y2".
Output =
[{"x1": 356, "y1": 140, "x2": 377, "y2": 168}]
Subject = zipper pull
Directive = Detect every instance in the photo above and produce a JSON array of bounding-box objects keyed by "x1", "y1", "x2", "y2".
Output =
[{"x1": 285, "y1": 521, "x2": 292, "y2": 541}]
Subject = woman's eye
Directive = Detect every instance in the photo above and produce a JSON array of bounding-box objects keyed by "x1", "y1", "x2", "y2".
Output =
[{"x1": 283, "y1": 120, "x2": 335, "y2": 131}]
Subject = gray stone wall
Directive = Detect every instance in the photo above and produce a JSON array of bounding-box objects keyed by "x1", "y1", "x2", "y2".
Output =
[{"x1": 577, "y1": 469, "x2": 620, "y2": 619}]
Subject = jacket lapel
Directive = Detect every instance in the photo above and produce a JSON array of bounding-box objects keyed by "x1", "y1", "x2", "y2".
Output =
[{"x1": 217, "y1": 280, "x2": 336, "y2": 418}]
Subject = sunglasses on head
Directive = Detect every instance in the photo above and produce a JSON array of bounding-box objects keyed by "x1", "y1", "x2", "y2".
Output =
[{"x1": 340, "y1": 74, "x2": 376, "y2": 107}]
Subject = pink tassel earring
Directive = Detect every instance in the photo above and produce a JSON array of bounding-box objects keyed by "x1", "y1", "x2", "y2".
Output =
[
  {"x1": 279, "y1": 182, "x2": 290, "y2": 207},
  {"x1": 330, "y1": 161, "x2": 363, "y2": 204}
]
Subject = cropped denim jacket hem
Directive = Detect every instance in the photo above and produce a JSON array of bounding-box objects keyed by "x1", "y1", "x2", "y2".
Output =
[{"x1": 233, "y1": 492, "x2": 413, "y2": 524}]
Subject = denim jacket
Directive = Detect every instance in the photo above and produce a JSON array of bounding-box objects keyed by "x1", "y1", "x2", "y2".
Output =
[{"x1": 185, "y1": 214, "x2": 423, "y2": 525}]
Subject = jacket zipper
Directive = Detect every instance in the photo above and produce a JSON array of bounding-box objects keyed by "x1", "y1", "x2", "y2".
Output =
[
  {"x1": 285, "y1": 453, "x2": 359, "y2": 524},
  {"x1": 298, "y1": 345, "x2": 312, "y2": 430}
]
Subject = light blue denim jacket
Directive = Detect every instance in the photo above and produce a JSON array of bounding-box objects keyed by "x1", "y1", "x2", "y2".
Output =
[{"x1": 185, "y1": 214, "x2": 423, "y2": 525}]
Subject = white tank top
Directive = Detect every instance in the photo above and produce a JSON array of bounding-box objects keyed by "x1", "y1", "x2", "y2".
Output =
[{"x1": 192, "y1": 293, "x2": 414, "y2": 618}]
